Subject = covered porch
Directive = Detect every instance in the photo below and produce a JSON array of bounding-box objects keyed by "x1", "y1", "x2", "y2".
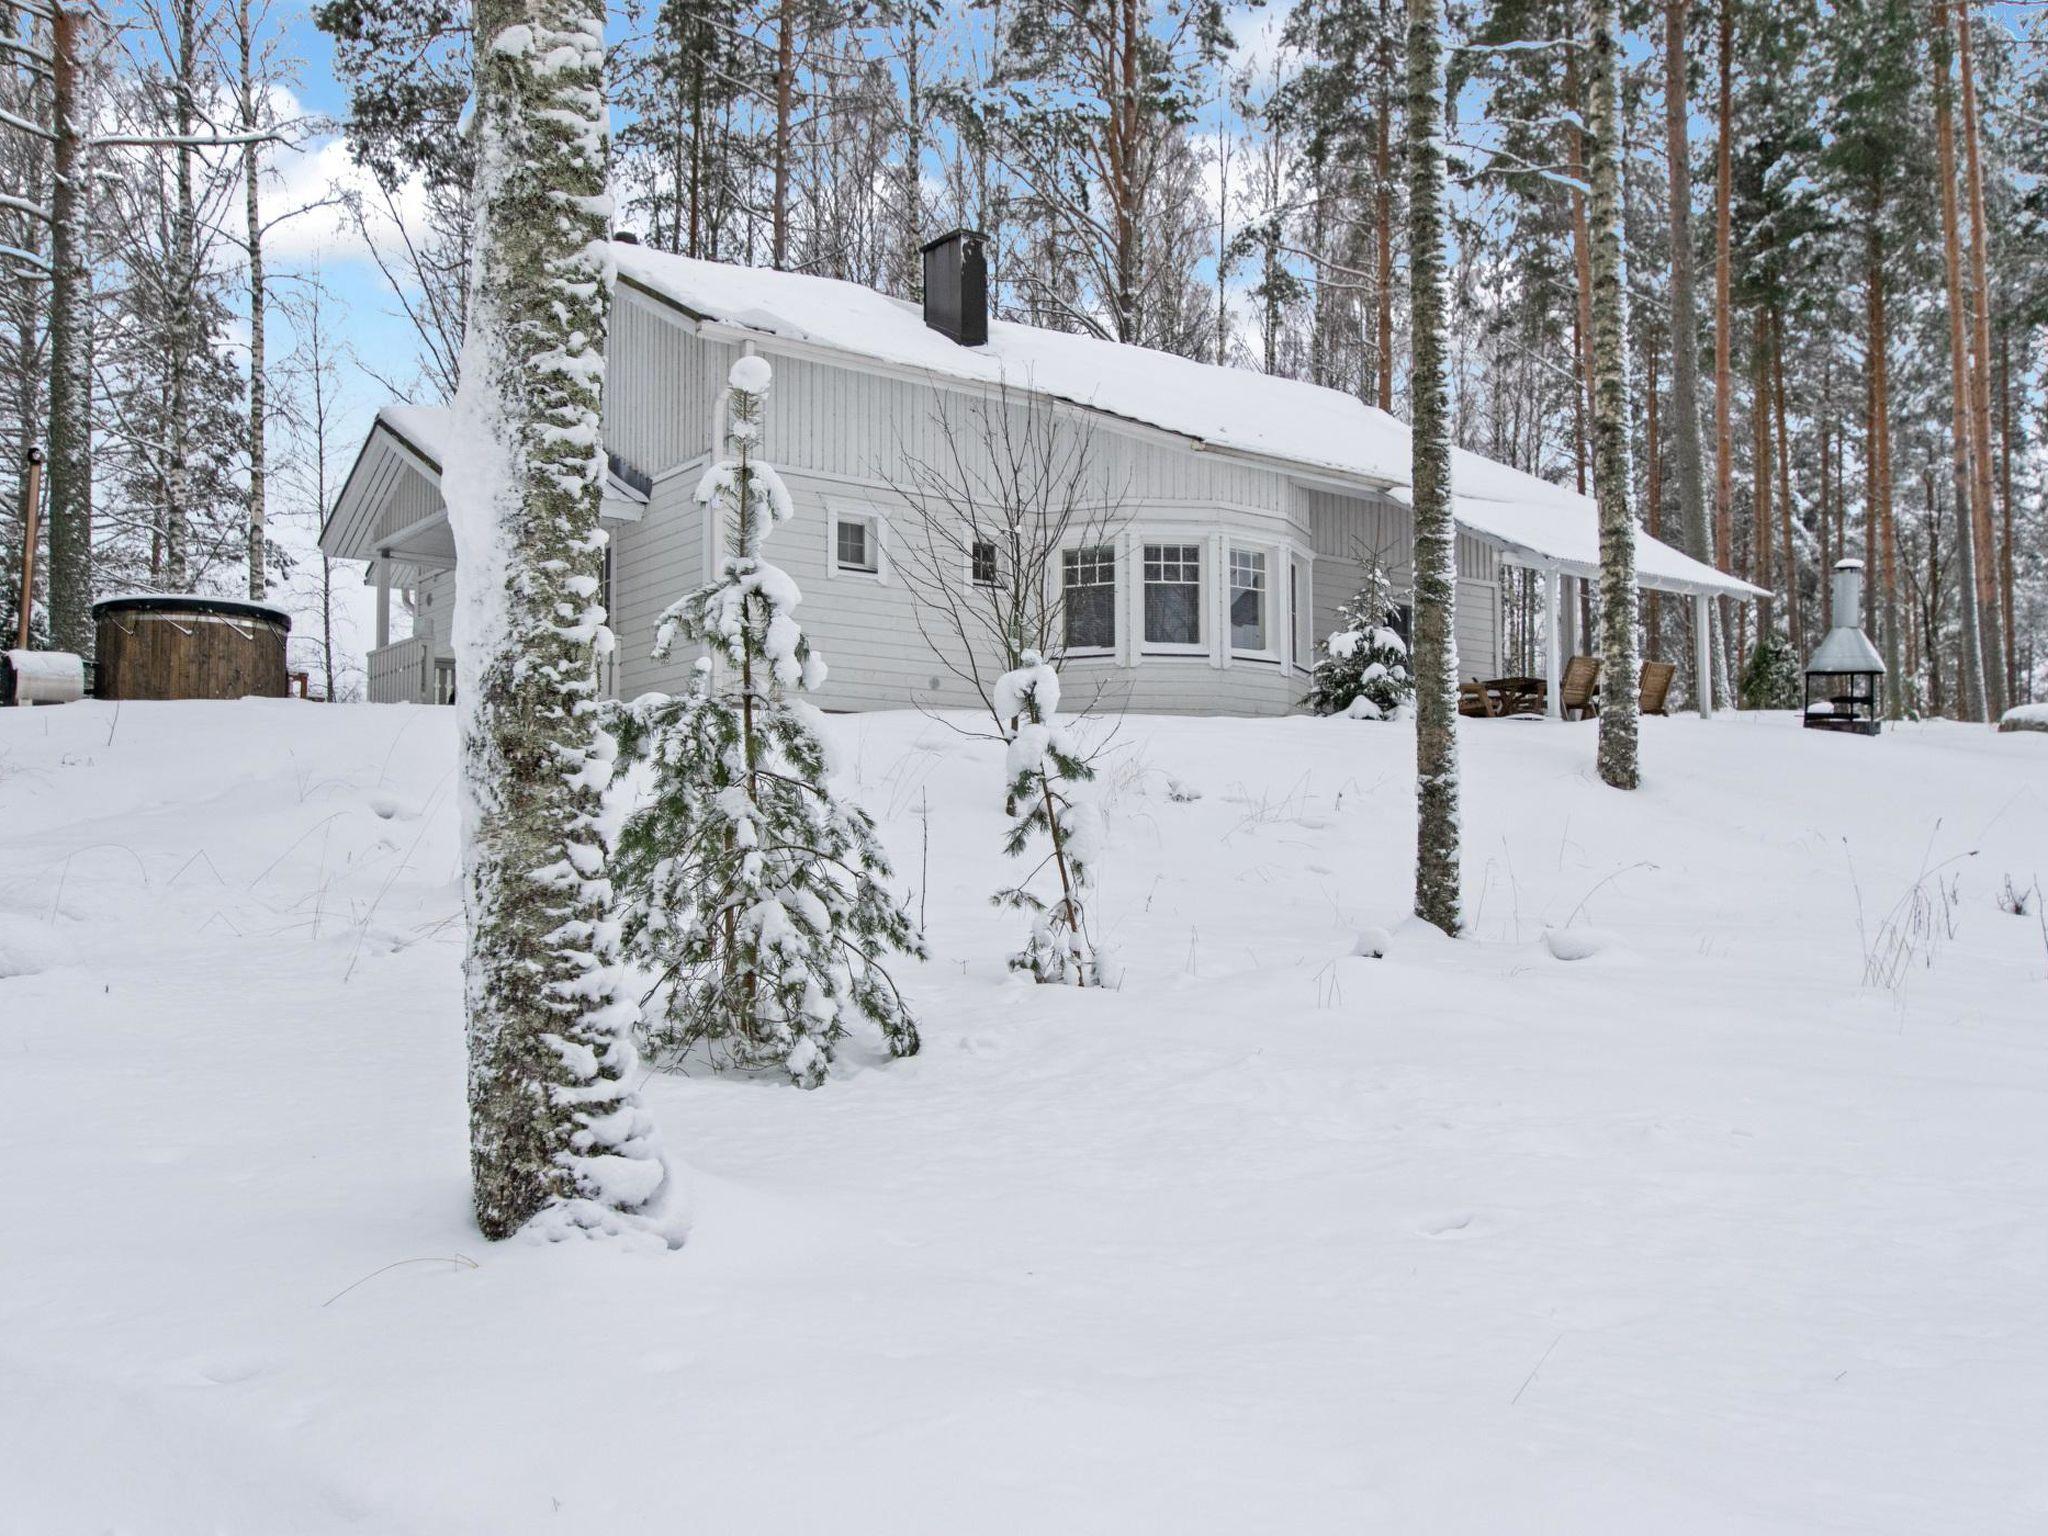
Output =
[
  {"x1": 1448, "y1": 475, "x2": 1767, "y2": 721},
  {"x1": 320, "y1": 404, "x2": 649, "y2": 704}
]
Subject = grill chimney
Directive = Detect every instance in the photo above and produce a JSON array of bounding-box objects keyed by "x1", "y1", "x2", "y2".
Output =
[
  {"x1": 1830, "y1": 558, "x2": 1863, "y2": 627},
  {"x1": 920, "y1": 229, "x2": 989, "y2": 346},
  {"x1": 1803, "y1": 559, "x2": 1886, "y2": 736}
]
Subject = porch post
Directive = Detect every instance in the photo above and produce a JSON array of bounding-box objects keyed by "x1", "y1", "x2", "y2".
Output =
[
  {"x1": 1693, "y1": 591, "x2": 1713, "y2": 720},
  {"x1": 1545, "y1": 566, "x2": 1562, "y2": 721},
  {"x1": 375, "y1": 558, "x2": 391, "y2": 650}
]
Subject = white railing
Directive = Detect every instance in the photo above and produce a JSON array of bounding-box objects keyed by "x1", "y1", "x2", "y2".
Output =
[{"x1": 368, "y1": 636, "x2": 428, "y2": 703}]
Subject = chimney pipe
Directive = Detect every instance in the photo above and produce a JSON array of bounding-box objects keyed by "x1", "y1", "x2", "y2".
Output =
[
  {"x1": 1830, "y1": 559, "x2": 1863, "y2": 628},
  {"x1": 920, "y1": 229, "x2": 989, "y2": 346}
]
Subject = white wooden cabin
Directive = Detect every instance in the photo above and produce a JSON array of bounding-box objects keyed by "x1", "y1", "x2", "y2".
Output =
[{"x1": 321, "y1": 232, "x2": 1759, "y2": 716}]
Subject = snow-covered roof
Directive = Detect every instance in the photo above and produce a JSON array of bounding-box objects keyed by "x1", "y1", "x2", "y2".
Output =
[
  {"x1": 372, "y1": 404, "x2": 649, "y2": 507},
  {"x1": 612, "y1": 243, "x2": 1766, "y2": 601},
  {"x1": 375, "y1": 405, "x2": 448, "y2": 469}
]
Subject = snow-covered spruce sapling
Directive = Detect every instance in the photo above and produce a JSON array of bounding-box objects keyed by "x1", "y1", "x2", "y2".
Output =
[
  {"x1": 993, "y1": 652, "x2": 1104, "y2": 985},
  {"x1": 1307, "y1": 564, "x2": 1415, "y2": 719},
  {"x1": 1739, "y1": 626, "x2": 1801, "y2": 710},
  {"x1": 610, "y1": 357, "x2": 923, "y2": 1088}
]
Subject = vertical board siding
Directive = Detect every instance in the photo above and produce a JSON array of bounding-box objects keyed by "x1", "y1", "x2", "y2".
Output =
[{"x1": 1305, "y1": 488, "x2": 1501, "y2": 681}]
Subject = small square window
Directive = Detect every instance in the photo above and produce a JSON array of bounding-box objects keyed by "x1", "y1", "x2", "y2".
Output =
[
  {"x1": 1062, "y1": 544, "x2": 1117, "y2": 651},
  {"x1": 836, "y1": 515, "x2": 878, "y2": 574},
  {"x1": 1230, "y1": 547, "x2": 1268, "y2": 652},
  {"x1": 971, "y1": 538, "x2": 999, "y2": 587}
]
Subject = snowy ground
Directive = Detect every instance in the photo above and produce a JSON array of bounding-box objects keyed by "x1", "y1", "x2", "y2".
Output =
[{"x1": 3, "y1": 699, "x2": 2046, "y2": 1533}]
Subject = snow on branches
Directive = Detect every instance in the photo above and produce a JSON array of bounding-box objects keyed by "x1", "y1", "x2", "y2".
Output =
[
  {"x1": 612, "y1": 357, "x2": 922, "y2": 1087},
  {"x1": 993, "y1": 652, "x2": 1105, "y2": 986},
  {"x1": 1308, "y1": 562, "x2": 1415, "y2": 721}
]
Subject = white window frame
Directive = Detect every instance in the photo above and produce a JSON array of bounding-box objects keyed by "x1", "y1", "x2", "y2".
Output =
[
  {"x1": 1226, "y1": 541, "x2": 1281, "y2": 664},
  {"x1": 1138, "y1": 538, "x2": 1207, "y2": 656},
  {"x1": 1289, "y1": 551, "x2": 1315, "y2": 674},
  {"x1": 825, "y1": 499, "x2": 888, "y2": 583},
  {"x1": 963, "y1": 526, "x2": 1002, "y2": 589},
  {"x1": 1058, "y1": 540, "x2": 1119, "y2": 658}
]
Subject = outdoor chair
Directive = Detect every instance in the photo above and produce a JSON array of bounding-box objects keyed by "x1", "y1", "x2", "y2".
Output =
[{"x1": 1639, "y1": 660, "x2": 1676, "y2": 717}]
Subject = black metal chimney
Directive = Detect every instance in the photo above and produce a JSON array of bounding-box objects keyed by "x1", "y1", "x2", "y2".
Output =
[{"x1": 920, "y1": 229, "x2": 989, "y2": 346}]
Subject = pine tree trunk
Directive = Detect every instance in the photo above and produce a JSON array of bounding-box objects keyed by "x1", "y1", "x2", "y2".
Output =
[
  {"x1": 1753, "y1": 322, "x2": 1773, "y2": 639},
  {"x1": 449, "y1": 0, "x2": 670, "y2": 1240},
  {"x1": 1406, "y1": 0, "x2": 1460, "y2": 933},
  {"x1": 1930, "y1": 0, "x2": 1987, "y2": 721},
  {"x1": 773, "y1": 0, "x2": 793, "y2": 269},
  {"x1": 1661, "y1": 0, "x2": 1726, "y2": 708},
  {"x1": 1864, "y1": 217, "x2": 1903, "y2": 717},
  {"x1": 1955, "y1": 1, "x2": 2004, "y2": 713},
  {"x1": 1712, "y1": 0, "x2": 1737, "y2": 680},
  {"x1": 1770, "y1": 307, "x2": 1800, "y2": 654},
  {"x1": 1588, "y1": 0, "x2": 1639, "y2": 790},
  {"x1": 1998, "y1": 325, "x2": 2017, "y2": 705},
  {"x1": 164, "y1": 0, "x2": 200, "y2": 592},
  {"x1": 44, "y1": 1, "x2": 92, "y2": 655},
  {"x1": 1375, "y1": 0, "x2": 1395, "y2": 412},
  {"x1": 241, "y1": 0, "x2": 267, "y2": 599},
  {"x1": 1645, "y1": 335, "x2": 1661, "y2": 659},
  {"x1": 1565, "y1": 45, "x2": 1596, "y2": 500}
]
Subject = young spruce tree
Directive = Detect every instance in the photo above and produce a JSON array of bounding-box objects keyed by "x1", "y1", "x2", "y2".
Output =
[
  {"x1": 993, "y1": 652, "x2": 1103, "y2": 986},
  {"x1": 444, "y1": 0, "x2": 673, "y2": 1241},
  {"x1": 1307, "y1": 562, "x2": 1414, "y2": 719},
  {"x1": 612, "y1": 357, "x2": 923, "y2": 1087}
]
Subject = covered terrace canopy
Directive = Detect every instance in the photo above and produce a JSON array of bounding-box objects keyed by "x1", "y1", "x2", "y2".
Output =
[{"x1": 1428, "y1": 462, "x2": 1769, "y2": 721}]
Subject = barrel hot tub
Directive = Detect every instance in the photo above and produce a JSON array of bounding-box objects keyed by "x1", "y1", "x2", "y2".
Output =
[{"x1": 92, "y1": 594, "x2": 292, "y2": 701}]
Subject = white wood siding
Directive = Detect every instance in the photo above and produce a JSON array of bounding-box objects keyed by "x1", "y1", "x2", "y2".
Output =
[{"x1": 1304, "y1": 487, "x2": 1500, "y2": 681}]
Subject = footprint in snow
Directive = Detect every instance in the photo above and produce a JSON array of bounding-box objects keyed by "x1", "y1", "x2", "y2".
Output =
[{"x1": 1419, "y1": 1212, "x2": 1480, "y2": 1239}]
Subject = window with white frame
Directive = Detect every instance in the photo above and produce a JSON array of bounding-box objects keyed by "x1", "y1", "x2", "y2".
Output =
[
  {"x1": 1143, "y1": 543, "x2": 1203, "y2": 647},
  {"x1": 971, "y1": 537, "x2": 999, "y2": 587},
  {"x1": 1229, "y1": 547, "x2": 1270, "y2": 653},
  {"x1": 834, "y1": 510, "x2": 881, "y2": 575},
  {"x1": 1290, "y1": 557, "x2": 1312, "y2": 667},
  {"x1": 1062, "y1": 544, "x2": 1117, "y2": 652}
]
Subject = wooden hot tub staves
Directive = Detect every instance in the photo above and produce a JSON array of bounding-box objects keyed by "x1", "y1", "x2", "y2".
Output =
[{"x1": 92, "y1": 594, "x2": 292, "y2": 702}]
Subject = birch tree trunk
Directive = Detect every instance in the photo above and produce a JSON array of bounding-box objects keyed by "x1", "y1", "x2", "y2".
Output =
[
  {"x1": 1588, "y1": 0, "x2": 1639, "y2": 790},
  {"x1": 1662, "y1": 0, "x2": 1726, "y2": 708},
  {"x1": 44, "y1": 1, "x2": 92, "y2": 654},
  {"x1": 1930, "y1": 0, "x2": 1987, "y2": 722},
  {"x1": 448, "y1": 0, "x2": 672, "y2": 1242},
  {"x1": 1405, "y1": 0, "x2": 1459, "y2": 933}
]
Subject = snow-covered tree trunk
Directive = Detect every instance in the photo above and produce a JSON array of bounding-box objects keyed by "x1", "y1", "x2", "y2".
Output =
[
  {"x1": 1588, "y1": 0, "x2": 1639, "y2": 790},
  {"x1": 44, "y1": 1, "x2": 92, "y2": 654},
  {"x1": 1405, "y1": 0, "x2": 1459, "y2": 933},
  {"x1": 446, "y1": 0, "x2": 672, "y2": 1241}
]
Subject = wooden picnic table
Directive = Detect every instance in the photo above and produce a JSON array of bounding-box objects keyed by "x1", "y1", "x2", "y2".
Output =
[{"x1": 1480, "y1": 675, "x2": 1547, "y2": 715}]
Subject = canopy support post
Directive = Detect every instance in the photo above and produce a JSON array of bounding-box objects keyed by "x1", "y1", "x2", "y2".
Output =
[
  {"x1": 1545, "y1": 566, "x2": 1562, "y2": 721},
  {"x1": 1693, "y1": 591, "x2": 1713, "y2": 720},
  {"x1": 375, "y1": 558, "x2": 391, "y2": 650}
]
